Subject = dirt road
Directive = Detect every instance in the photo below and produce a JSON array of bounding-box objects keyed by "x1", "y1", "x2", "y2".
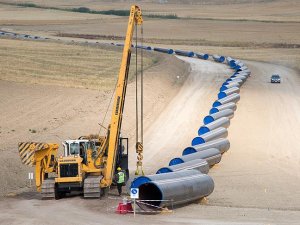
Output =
[{"x1": 1, "y1": 57, "x2": 299, "y2": 224}]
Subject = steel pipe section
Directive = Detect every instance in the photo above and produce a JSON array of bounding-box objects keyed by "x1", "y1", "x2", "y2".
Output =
[
  {"x1": 137, "y1": 170, "x2": 214, "y2": 211},
  {"x1": 203, "y1": 109, "x2": 234, "y2": 124},
  {"x1": 135, "y1": 45, "x2": 152, "y2": 50},
  {"x1": 212, "y1": 93, "x2": 240, "y2": 107},
  {"x1": 175, "y1": 50, "x2": 194, "y2": 57},
  {"x1": 220, "y1": 82, "x2": 241, "y2": 91},
  {"x1": 223, "y1": 78, "x2": 243, "y2": 86},
  {"x1": 226, "y1": 57, "x2": 236, "y2": 67},
  {"x1": 195, "y1": 53, "x2": 209, "y2": 60},
  {"x1": 198, "y1": 117, "x2": 230, "y2": 135},
  {"x1": 212, "y1": 55, "x2": 225, "y2": 63},
  {"x1": 183, "y1": 138, "x2": 230, "y2": 155},
  {"x1": 131, "y1": 169, "x2": 199, "y2": 189},
  {"x1": 156, "y1": 158, "x2": 209, "y2": 174},
  {"x1": 153, "y1": 47, "x2": 174, "y2": 54},
  {"x1": 191, "y1": 127, "x2": 228, "y2": 145},
  {"x1": 169, "y1": 148, "x2": 221, "y2": 167},
  {"x1": 209, "y1": 102, "x2": 237, "y2": 114},
  {"x1": 227, "y1": 76, "x2": 247, "y2": 83},
  {"x1": 218, "y1": 87, "x2": 240, "y2": 99}
]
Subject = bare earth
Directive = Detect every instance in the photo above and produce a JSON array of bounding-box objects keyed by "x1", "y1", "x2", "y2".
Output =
[
  {"x1": 0, "y1": 52, "x2": 189, "y2": 195},
  {"x1": 0, "y1": 56, "x2": 299, "y2": 225},
  {"x1": 0, "y1": 0, "x2": 299, "y2": 224}
]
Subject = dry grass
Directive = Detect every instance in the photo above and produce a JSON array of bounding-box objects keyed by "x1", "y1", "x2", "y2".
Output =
[
  {"x1": 0, "y1": 39, "x2": 155, "y2": 90},
  {"x1": 0, "y1": 2, "x2": 299, "y2": 48},
  {"x1": 3, "y1": 0, "x2": 300, "y2": 22},
  {"x1": 154, "y1": 42, "x2": 300, "y2": 72}
]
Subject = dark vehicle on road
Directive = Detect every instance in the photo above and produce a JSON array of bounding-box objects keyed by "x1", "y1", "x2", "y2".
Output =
[{"x1": 271, "y1": 74, "x2": 281, "y2": 83}]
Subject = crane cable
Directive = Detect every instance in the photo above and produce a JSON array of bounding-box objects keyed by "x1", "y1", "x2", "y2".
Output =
[{"x1": 135, "y1": 24, "x2": 144, "y2": 175}]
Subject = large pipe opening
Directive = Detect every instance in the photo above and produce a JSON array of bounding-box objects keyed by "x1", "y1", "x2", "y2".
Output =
[{"x1": 138, "y1": 183, "x2": 163, "y2": 210}]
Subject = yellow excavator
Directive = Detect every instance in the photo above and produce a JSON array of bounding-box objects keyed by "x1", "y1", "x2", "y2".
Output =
[{"x1": 18, "y1": 5, "x2": 143, "y2": 199}]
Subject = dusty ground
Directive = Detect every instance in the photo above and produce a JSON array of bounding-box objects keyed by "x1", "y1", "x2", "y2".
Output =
[
  {"x1": 1, "y1": 1, "x2": 299, "y2": 47},
  {"x1": 0, "y1": 0, "x2": 300, "y2": 224},
  {"x1": 0, "y1": 47, "x2": 189, "y2": 195},
  {"x1": 5, "y1": 0, "x2": 300, "y2": 22},
  {"x1": 1, "y1": 57, "x2": 299, "y2": 225},
  {"x1": 0, "y1": 38, "x2": 155, "y2": 89}
]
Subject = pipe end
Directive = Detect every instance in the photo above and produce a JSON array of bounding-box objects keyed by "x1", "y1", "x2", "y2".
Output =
[
  {"x1": 198, "y1": 126, "x2": 210, "y2": 135},
  {"x1": 156, "y1": 167, "x2": 172, "y2": 174},
  {"x1": 209, "y1": 107, "x2": 219, "y2": 114},
  {"x1": 191, "y1": 136, "x2": 205, "y2": 146},
  {"x1": 169, "y1": 157, "x2": 184, "y2": 166},
  {"x1": 182, "y1": 147, "x2": 197, "y2": 156}
]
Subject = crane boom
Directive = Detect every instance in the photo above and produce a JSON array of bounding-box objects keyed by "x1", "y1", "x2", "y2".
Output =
[{"x1": 102, "y1": 5, "x2": 143, "y2": 187}]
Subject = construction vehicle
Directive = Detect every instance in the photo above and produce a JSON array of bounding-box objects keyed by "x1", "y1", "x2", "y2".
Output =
[{"x1": 18, "y1": 5, "x2": 143, "y2": 199}]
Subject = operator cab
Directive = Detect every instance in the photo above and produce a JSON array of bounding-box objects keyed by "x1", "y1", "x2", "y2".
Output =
[{"x1": 63, "y1": 140, "x2": 95, "y2": 164}]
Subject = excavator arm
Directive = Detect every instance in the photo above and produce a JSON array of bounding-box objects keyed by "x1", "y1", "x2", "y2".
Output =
[{"x1": 101, "y1": 5, "x2": 143, "y2": 187}]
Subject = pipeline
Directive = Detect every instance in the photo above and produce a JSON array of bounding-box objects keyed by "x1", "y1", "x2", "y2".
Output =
[
  {"x1": 203, "y1": 109, "x2": 234, "y2": 124},
  {"x1": 137, "y1": 170, "x2": 214, "y2": 211},
  {"x1": 153, "y1": 47, "x2": 174, "y2": 54},
  {"x1": 156, "y1": 158, "x2": 209, "y2": 174},
  {"x1": 191, "y1": 127, "x2": 228, "y2": 145},
  {"x1": 220, "y1": 82, "x2": 240, "y2": 91},
  {"x1": 135, "y1": 45, "x2": 152, "y2": 50},
  {"x1": 209, "y1": 102, "x2": 237, "y2": 114},
  {"x1": 175, "y1": 50, "x2": 194, "y2": 57},
  {"x1": 131, "y1": 169, "x2": 199, "y2": 189},
  {"x1": 195, "y1": 53, "x2": 209, "y2": 60},
  {"x1": 169, "y1": 148, "x2": 221, "y2": 167},
  {"x1": 183, "y1": 138, "x2": 230, "y2": 155},
  {"x1": 212, "y1": 93, "x2": 240, "y2": 107},
  {"x1": 223, "y1": 78, "x2": 243, "y2": 86},
  {"x1": 212, "y1": 55, "x2": 225, "y2": 63},
  {"x1": 227, "y1": 76, "x2": 247, "y2": 83},
  {"x1": 198, "y1": 117, "x2": 230, "y2": 135},
  {"x1": 218, "y1": 87, "x2": 240, "y2": 99},
  {"x1": 5, "y1": 30, "x2": 252, "y2": 210}
]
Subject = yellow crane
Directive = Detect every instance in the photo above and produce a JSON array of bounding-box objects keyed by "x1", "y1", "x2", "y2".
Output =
[{"x1": 18, "y1": 5, "x2": 143, "y2": 199}]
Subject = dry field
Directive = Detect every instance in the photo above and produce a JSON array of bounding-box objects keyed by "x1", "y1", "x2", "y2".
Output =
[
  {"x1": 0, "y1": 39, "x2": 155, "y2": 90},
  {"x1": 0, "y1": 1, "x2": 299, "y2": 64},
  {"x1": 0, "y1": 38, "x2": 189, "y2": 195},
  {"x1": 5, "y1": 0, "x2": 300, "y2": 22},
  {"x1": 0, "y1": 0, "x2": 299, "y2": 224}
]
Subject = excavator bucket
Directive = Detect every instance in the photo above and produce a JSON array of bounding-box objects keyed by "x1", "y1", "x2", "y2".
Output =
[{"x1": 18, "y1": 142, "x2": 49, "y2": 166}]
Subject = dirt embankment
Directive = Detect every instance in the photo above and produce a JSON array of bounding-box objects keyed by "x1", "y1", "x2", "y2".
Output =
[
  {"x1": 1, "y1": 56, "x2": 299, "y2": 225},
  {"x1": 0, "y1": 50, "x2": 189, "y2": 196}
]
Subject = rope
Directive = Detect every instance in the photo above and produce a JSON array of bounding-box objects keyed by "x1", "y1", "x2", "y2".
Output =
[
  {"x1": 135, "y1": 24, "x2": 139, "y2": 149},
  {"x1": 98, "y1": 79, "x2": 118, "y2": 136},
  {"x1": 141, "y1": 25, "x2": 144, "y2": 143},
  {"x1": 135, "y1": 23, "x2": 144, "y2": 176}
]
